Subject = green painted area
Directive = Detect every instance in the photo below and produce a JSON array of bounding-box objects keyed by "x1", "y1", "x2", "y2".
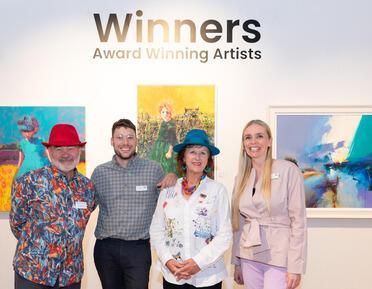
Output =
[{"x1": 348, "y1": 115, "x2": 372, "y2": 162}]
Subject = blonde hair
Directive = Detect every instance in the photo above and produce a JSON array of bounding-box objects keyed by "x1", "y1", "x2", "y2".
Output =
[{"x1": 232, "y1": 120, "x2": 273, "y2": 231}]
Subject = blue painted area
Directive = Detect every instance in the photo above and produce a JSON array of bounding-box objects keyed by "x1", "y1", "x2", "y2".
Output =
[
  {"x1": 348, "y1": 115, "x2": 372, "y2": 162},
  {"x1": 277, "y1": 114, "x2": 372, "y2": 208},
  {"x1": 0, "y1": 107, "x2": 85, "y2": 145}
]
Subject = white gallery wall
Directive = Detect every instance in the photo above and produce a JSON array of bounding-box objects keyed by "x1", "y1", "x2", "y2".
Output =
[{"x1": 1, "y1": 0, "x2": 372, "y2": 288}]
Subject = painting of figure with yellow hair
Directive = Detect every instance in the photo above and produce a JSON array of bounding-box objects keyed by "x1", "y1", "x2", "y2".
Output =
[{"x1": 137, "y1": 85, "x2": 215, "y2": 174}]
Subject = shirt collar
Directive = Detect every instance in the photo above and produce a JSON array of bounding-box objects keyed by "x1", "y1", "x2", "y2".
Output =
[
  {"x1": 112, "y1": 153, "x2": 139, "y2": 168},
  {"x1": 50, "y1": 164, "x2": 79, "y2": 181}
]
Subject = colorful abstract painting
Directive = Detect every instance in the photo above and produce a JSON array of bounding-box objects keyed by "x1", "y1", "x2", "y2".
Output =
[
  {"x1": 137, "y1": 85, "x2": 215, "y2": 174},
  {"x1": 275, "y1": 112, "x2": 372, "y2": 208},
  {"x1": 0, "y1": 106, "x2": 86, "y2": 211}
]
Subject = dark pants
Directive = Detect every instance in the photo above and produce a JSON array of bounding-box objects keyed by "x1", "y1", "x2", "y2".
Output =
[
  {"x1": 14, "y1": 273, "x2": 80, "y2": 289},
  {"x1": 163, "y1": 279, "x2": 222, "y2": 289},
  {"x1": 94, "y1": 238, "x2": 151, "y2": 289}
]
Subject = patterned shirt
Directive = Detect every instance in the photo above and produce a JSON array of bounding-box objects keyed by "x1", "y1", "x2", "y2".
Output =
[
  {"x1": 92, "y1": 155, "x2": 164, "y2": 240},
  {"x1": 9, "y1": 165, "x2": 96, "y2": 287},
  {"x1": 149, "y1": 177, "x2": 232, "y2": 287}
]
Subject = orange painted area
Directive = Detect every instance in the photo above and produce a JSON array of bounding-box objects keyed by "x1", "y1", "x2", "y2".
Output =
[
  {"x1": 0, "y1": 164, "x2": 17, "y2": 212},
  {"x1": 303, "y1": 170, "x2": 322, "y2": 179},
  {"x1": 0, "y1": 162, "x2": 86, "y2": 212}
]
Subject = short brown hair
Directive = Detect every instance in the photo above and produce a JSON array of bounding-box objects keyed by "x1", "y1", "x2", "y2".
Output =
[{"x1": 112, "y1": 119, "x2": 136, "y2": 136}]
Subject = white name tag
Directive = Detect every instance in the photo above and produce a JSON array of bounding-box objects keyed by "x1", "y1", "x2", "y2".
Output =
[
  {"x1": 271, "y1": 173, "x2": 280, "y2": 180},
  {"x1": 74, "y1": 201, "x2": 87, "y2": 209},
  {"x1": 136, "y1": 185, "x2": 148, "y2": 192}
]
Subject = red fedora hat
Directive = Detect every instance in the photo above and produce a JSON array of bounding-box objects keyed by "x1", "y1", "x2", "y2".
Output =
[{"x1": 42, "y1": 124, "x2": 86, "y2": 147}]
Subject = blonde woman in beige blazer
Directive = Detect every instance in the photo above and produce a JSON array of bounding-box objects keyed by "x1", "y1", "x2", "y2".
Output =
[{"x1": 231, "y1": 120, "x2": 307, "y2": 289}]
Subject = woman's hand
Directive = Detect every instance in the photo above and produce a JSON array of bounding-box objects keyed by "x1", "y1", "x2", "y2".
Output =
[
  {"x1": 165, "y1": 259, "x2": 183, "y2": 275},
  {"x1": 174, "y1": 258, "x2": 200, "y2": 280},
  {"x1": 234, "y1": 265, "x2": 244, "y2": 285},
  {"x1": 286, "y1": 273, "x2": 301, "y2": 289}
]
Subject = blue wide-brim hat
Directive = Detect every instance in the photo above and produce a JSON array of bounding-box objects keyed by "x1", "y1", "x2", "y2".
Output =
[{"x1": 173, "y1": 129, "x2": 220, "y2": 156}]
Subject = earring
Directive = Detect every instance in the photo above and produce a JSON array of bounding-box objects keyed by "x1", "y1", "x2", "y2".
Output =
[
  {"x1": 204, "y1": 166, "x2": 211, "y2": 173},
  {"x1": 182, "y1": 164, "x2": 187, "y2": 171}
]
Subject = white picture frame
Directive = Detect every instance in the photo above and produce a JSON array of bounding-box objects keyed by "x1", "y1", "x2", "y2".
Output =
[{"x1": 269, "y1": 106, "x2": 372, "y2": 218}]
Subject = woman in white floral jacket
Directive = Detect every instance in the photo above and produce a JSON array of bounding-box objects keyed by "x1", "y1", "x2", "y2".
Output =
[{"x1": 150, "y1": 129, "x2": 232, "y2": 289}]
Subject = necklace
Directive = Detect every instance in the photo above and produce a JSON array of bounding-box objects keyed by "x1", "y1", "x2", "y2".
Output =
[{"x1": 182, "y1": 174, "x2": 206, "y2": 196}]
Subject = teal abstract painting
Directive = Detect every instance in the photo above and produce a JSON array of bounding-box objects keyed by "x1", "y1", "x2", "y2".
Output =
[{"x1": 276, "y1": 114, "x2": 372, "y2": 208}]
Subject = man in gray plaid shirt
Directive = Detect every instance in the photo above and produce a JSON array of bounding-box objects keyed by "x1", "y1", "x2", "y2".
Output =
[{"x1": 92, "y1": 119, "x2": 177, "y2": 289}]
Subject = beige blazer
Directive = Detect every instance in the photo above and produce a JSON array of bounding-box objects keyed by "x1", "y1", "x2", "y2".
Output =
[{"x1": 232, "y1": 159, "x2": 307, "y2": 274}]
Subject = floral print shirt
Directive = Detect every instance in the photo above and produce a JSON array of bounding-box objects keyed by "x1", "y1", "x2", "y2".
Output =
[
  {"x1": 150, "y1": 177, "x2": 232, "y2": 287},
  {"x1": 9, "y1": 165, "x2": 96, "y2": 287}
]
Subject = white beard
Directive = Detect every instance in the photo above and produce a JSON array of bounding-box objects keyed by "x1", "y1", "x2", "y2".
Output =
[{"x1": 52, "y1": 153, "x2": 80, "y2": 173}]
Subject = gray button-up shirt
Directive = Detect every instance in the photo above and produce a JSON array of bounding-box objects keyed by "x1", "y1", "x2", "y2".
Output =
[{"x1": 92, "y1": 155, "x2": 164, "y2": 240}]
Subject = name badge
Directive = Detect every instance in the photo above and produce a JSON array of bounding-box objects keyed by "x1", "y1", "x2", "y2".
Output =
[
  {"x1": 271, "y1": 173, "x2": 280, "y2": 180},
  {"x1": 74, "y1": 201, "x2": 87, "y2": 209},
  {"x1": 136, "y1": 185, "x2": 148, "y2": 192}
]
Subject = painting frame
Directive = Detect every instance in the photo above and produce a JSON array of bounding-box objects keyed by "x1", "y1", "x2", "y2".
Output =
[
  {"x1": 269, "y1": 105, "x2": 372, "y2": 218},
  {"x1": 137, "y1": 85, "x2": 216, "y2": 176},
  {"x1": 0, "y1": 106, "x2": 86, "y2": 212}
]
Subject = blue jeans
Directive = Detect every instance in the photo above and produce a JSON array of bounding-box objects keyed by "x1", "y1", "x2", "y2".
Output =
[{"x1": 94, "y1": 238, "x2": 151, "y2": 289}]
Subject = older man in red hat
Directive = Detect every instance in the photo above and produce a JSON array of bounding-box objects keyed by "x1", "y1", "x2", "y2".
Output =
[{"x1": 9, "y1": 124, "x2": 96, "y2": 289}]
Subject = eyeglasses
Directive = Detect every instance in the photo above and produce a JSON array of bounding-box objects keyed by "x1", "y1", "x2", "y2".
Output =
[{"x1": 114, "y1": 134, "x2": 136, "y2": 142}]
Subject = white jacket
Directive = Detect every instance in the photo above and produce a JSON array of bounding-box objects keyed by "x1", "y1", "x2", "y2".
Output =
[{"x1": 150, "y1": 177, "x2": 232, "y2": 287}]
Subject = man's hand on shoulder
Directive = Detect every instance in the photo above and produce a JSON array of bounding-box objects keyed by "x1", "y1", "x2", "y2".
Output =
[{"x1": 157, "y1": 173, "x2": 177, "y2": 189}]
